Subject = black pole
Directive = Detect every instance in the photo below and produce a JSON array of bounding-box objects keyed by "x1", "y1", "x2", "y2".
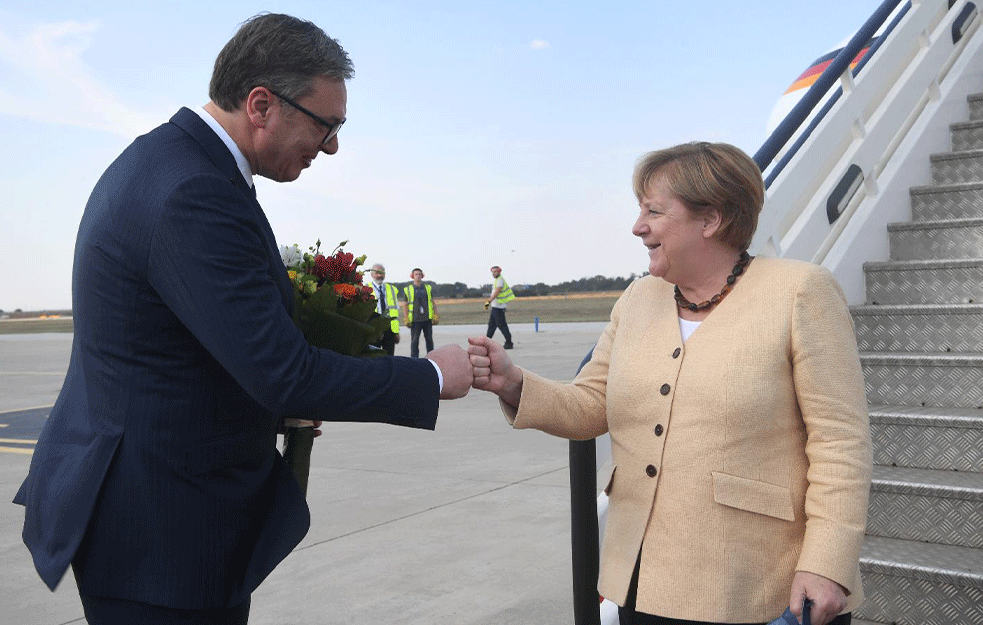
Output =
[
  {"x1": 569, "y1": 347, "x2": 601, "y2": 625},
  {"x1": 570, "y1": 439, "x2": 601, "y2": 625}
]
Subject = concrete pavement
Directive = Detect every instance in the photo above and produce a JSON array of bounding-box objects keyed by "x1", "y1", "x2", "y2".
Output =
[{"x1": 0, "y1": 322, "x2": 607, "y2": 625}]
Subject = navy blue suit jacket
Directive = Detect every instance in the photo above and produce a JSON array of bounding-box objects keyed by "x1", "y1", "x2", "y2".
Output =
[{"x1": 14, "y1": 108, "x2": 440, "y2": 609}]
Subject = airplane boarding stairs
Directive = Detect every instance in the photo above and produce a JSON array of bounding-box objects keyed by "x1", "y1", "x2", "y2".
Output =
[{"x1": 851, "y1": 90, "x2": 983, "y2": 625}]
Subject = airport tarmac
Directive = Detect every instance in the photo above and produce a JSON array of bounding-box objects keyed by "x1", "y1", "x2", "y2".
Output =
[{"x1": 0, "y1": 322, "x2": 609, "y2": 625}]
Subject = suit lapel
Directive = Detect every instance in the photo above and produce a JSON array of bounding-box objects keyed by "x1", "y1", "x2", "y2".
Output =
[
  {"x1": 246, "y1": 185, "x2": 296, "y2": 317},
  {"x1": 168, "y1": 108, "x2": 295, "y2": 316}
]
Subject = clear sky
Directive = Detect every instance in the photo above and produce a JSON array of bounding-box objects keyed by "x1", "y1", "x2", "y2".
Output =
[{"x1": 0, "y1": 0, "x2": 883, "y2": 311}]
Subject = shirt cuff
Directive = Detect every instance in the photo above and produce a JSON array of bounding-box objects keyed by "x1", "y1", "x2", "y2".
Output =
[{"x1": 428, "y1": 358, "x2": 443, "y2": 394}]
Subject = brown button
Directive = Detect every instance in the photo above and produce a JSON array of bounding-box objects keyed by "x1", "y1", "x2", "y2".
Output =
[
  {"x1": 660, "y1": 383, "x2": 671, "y2": 395},
  {"x1": 672, "y1": 348, "x2": 681, "y2": 358},
  {"x1": 646, "y1": 465, "x2": 658, "y2": 477},
  {"x1": 654, "y1": 424, "x2": 664, "y2": 436}
]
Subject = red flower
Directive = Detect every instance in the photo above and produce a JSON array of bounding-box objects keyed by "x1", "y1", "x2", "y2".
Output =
[
  {"x1": 311, "y1": 251, "x2": 358, "y2": 282},
  {"x1": 311, "y1": 254, "x2": 330, "y2": 279}
]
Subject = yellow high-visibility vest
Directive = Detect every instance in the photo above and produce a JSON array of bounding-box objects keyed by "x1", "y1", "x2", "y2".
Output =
[
  {"x1": 403, "y1": 283, "x2": 434, "y2": 323},
  {"x1": 376, "y1": 283, "x2": 400, "y2": 333},
  {"x1": 494, "y1": 277, "x2": 515, "y2": 304}
]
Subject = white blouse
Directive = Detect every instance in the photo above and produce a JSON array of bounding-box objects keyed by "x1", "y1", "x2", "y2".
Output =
[{"x1": 678, "y1": 317, "x2": 702, "y2": 343}]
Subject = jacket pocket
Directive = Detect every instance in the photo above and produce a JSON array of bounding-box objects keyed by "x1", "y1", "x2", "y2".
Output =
[
  {"x1": 185, "y1": 431, "x2": 258, "y2": 476},
  {"x1": 711, "y1": 471, "x2": 795, "y2": 521},
  {"x1": 602, "y1": 464, "x2": 617, "y2": 495}
]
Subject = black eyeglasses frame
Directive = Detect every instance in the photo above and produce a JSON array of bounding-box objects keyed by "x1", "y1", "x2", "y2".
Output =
[{"x1": 268, "y1": 89, "x2": 345, "y2": 145}]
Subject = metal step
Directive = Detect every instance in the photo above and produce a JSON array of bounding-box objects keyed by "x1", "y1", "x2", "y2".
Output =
[
  {"x1": 856, "y1": 536, "x2": 983, "y2": 625},
  {"x1": 970, "y1": 92, "x2": 983, "y2": 122},
  {"x1": 930, "y1": 148, "x2": 983, "y2": 184},
  {"x1": 870, "y1": 405, "x2": 983, "y2": 472},
  {"x1": 867, "y1": 465, "x2": 983, "y2": 549},
  {"x1": 851, "y1": 304, "x2": 983, "y2": 352},
  {"x1": 887, "y1": 217, "x2": 983, "y2": 261},
  {"x1": 952, "y1": 119, "x2": 983, "y2": 152},
  {"x1": 860, "y1": 352, "x2": 983, "y2": 408},
  {"x1": 863, "y1": 258, "x2": 983, "y2": 304},
  {"x1": 910, "y1": 181, "x2": 983, "y2": 221}
]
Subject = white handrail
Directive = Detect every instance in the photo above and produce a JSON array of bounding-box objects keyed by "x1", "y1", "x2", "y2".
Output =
[{"x1": 750, "y1": 0, "x2": 983, "y2": 304}]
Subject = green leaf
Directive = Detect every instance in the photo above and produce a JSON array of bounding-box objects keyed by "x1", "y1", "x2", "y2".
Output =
[
  {"x1": 336, "y1": 299, "x2": 376, "y2": 322},
  {"x1": 298, "y1": 275, "x2": 320, "y2": 296},
  {"x1": 305, "y1": 284, "x2": 340, "y2": 313},
  {"x1": 296, "y1": 306, "x2": 378, "y2": 356}
]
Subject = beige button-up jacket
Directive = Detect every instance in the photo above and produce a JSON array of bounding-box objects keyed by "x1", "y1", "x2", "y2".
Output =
[{"x1": 505, "y1": 257, "x2": 872, "y2": 622}]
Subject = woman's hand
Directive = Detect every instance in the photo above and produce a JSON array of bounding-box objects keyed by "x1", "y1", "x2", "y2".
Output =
[
  {"x1": 467, "y1": 336, "x2": 523, "y2": 407},
  {"x1": 789, "y1": 571, "x2": 848, "y2": 625}
]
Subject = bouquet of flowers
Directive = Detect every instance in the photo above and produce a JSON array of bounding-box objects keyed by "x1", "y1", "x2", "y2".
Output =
[{"x1": 279, "y1": 240, "x2": 391, "y2": 494}]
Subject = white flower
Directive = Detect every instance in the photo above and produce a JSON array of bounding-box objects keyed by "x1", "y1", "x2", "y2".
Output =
[{"x1": 280, "y1": 244, "x2": 303, "y2": 268}]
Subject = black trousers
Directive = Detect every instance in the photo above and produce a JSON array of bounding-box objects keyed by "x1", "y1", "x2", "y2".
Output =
[
  {"x1": 620, "y1": 609, "x2": 851, "y2": 625},
  {"x1": 78, "y1": 593, "x2": 250, "y2": 625},
  {"x1": 618, "y1": 559, "x2": 851, "y2": 625},
  {"x1": 486, "y1": 307, "x2": 512, "y2": 343},
  {"x1": 409, "y1": 320, "x2": 434, "y2": 357},
  {"x1": 619, "y1": 597, "x2": 852, "y2": 625},
  {"x1": 374, "y1": 328, "x2": 397, "y2": 355}
]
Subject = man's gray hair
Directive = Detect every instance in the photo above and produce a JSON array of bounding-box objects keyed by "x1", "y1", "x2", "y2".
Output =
[{"x1": 209, "y1": 13, "x2": 354, "y2": 111}]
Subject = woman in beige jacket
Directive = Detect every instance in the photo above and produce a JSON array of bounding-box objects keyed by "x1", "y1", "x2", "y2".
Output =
[{"x1": 468, "y1": 142, "x2": 872, "y2": 625}]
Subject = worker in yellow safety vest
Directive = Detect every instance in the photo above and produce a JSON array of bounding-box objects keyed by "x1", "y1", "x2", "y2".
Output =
[
  {"x1": 369, "y1": 264, "x2": 400, "y2": 355},
  {"x1": 400, "y1": 268, "x2": 439, "y2": 358},
  {"x1": 485, "y1": 265, "x2": 514, "y2": 349}
]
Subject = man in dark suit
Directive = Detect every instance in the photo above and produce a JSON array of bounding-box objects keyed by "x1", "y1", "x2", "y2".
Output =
[{"x1": 13, "y1": 13, "x2": 472, "y2": 625}]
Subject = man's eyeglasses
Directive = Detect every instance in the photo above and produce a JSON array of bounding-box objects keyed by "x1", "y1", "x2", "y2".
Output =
[{"x1": 268, "y1": 89, "x2": 345, "y2": 145}]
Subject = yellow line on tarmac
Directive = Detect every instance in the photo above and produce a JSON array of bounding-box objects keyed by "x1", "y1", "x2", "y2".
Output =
[
  {"x1": 0, "y1": 438, "x2": 37, "y2": 444},
  {"x1": 0, "y1": 446, "x2": 33, "y2": 455},
  {"x1": 0, "y1": 371, "x2": 64, "y2": 376},
  {"x1": 0, "y1": 405, "x2": 54, "y2": 415}
]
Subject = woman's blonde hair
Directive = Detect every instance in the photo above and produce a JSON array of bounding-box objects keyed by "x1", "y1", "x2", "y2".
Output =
[{"x1": 632, "y1": 142, "x2": 764, "y2": 252}]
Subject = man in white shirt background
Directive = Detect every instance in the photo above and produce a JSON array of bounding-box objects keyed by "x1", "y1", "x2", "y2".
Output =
[{"x1": 369, "y1": 263, "x2": 400, "y2": 355}]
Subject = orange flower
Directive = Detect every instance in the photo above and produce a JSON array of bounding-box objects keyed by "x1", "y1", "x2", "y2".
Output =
[{"x1": 333, "y1": 283, "x2": 362, "y2": 300}]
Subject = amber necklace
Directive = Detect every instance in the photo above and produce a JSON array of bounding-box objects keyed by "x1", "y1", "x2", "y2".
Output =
[{"x1": 674, "y1": 251, "x2": 752, "y2": 312}]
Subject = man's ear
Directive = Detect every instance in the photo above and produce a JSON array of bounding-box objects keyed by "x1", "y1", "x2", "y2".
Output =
[{"x1": 245, "y1": 87, "x2": 274, "y2": 129}]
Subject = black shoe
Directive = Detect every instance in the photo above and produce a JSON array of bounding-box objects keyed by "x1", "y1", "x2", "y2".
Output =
[{"x1": 503, "y1": 342, "x2": 514, "y2": 350}]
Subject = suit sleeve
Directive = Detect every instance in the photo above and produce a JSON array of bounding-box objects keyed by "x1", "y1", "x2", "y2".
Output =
[
  {"x1": 790, "y1": 266, "x2": 872, "y2": 593},
  {"x1": 147, "y1": 173, "x2": 438, "y2": 428}
]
